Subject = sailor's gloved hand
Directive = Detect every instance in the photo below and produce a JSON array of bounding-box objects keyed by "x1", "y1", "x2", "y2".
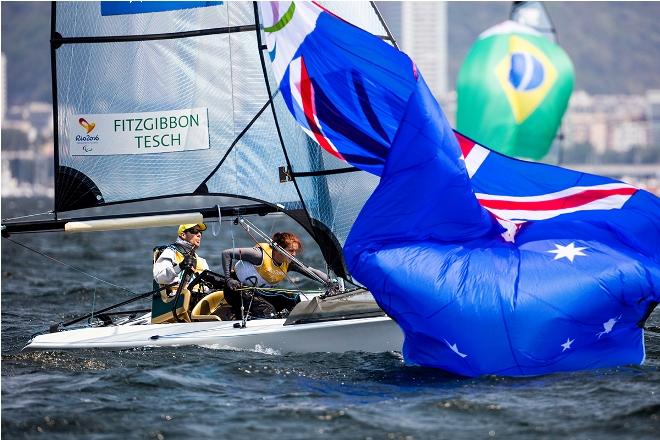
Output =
[
  {"x1": 179, "y1": 254, "x2": 195, "y2": 271},
  {"x1": 324, "y1": 279, "x2": 341, "y2": 295},
  {"x1": 226, "y1": 278, "x2": 241, "y2": 290}
]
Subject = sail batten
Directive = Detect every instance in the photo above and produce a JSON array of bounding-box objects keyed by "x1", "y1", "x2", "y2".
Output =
[{"x1": 54, "y1": 25, "x2": 259, "y2": 45}]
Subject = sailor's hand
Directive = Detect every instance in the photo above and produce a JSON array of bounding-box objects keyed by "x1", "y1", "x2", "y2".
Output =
[
  {"x1": 179, "y1": 254, "x2": 195, "y2": 271},
  {"x1": 324, "y1": 279, "x2": 340, "y2": 293},
  {"x1": 226, "y1": 278, "x2": 241, "y2": 290}
]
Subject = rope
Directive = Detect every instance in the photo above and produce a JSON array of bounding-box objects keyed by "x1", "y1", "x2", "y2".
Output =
[
  {"x1": 233, "y1": 286, "x2": 323, "y2": 294},
  {"x1": 211, "y1": 204, "x2": 222, "y2": 237},
  {"x1": 241, "y1": 289, "x2": 254, "y2": 327},
  {"x1": 3, "y1": 236, "x2": 137, "y2": 295},
  {"x1": 90, "y1": 287, "x2": 97, "y2": 323}
]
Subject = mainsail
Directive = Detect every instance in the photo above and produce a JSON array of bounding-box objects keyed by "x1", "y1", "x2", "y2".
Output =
[
  {"x1": 14, "y1": 1, "x2": 396, "y2": 279},
  {"x1": 510, "y1": 0, "x2": 557, "y2": 43}
]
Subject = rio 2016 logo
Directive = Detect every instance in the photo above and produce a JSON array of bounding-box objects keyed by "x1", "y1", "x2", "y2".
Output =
[
  {"x1": 76, "y1": 117, "x2": 100, "y2": 152},
  {"x1": 79, "y1": 118, "x2": 96, "y2": 134}
]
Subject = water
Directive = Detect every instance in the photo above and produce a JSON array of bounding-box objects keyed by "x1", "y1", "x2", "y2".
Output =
[{"x1": 2, "y1": 198, "x2": 659, "y2": 439}]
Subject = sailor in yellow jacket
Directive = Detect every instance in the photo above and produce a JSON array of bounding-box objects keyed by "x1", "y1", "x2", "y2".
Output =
[
  {"x1": 153, "y1": 223, "x2": 209, "y2": 295},
  {"x1": 221, "y1": 232, "x2": 330, "y2": 317}
]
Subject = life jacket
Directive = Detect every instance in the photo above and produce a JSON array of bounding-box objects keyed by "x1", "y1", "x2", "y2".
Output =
[
  {"x1": 151, "y1": 243, "x2": 210, "y2": 324},
  {"x1": 153, "y1": 243, "x2": 207, "y2": 295},
  {"x1": 234, "y1": 242, "x2": 289, "y2": 287},
  {"x1": 172, "y1": 247, "x2": 207, "y2": 275}
]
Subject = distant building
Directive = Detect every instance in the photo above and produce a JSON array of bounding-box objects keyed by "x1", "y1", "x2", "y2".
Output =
[
  {"x1": 564, "y1": 91, "x2": 600, "y2": 152},
  {"x1": 375, "y1": 2, "x2": 402, "y2": 44},
  {"x1": 439, "y1": 90, "x2": 456, "y2": 127},
  {"x1": 401, "y1": 2, "x2": 448, "y2": 99},
  {"x1": 8, "y1": 101, "x2": 53, "y2": 138},
  {"x1": 610, "y1": 121, "x2": 647, "y2": 152},
  {"x1": 647, "y1": 89, "x2": 660, "y2": 148},
  {"x1": 2, "y1": 120, "x2": 37, "y2": 146},
  {"x1": 1, "y1": 53, "x2": 6, "y2": 124},
  {"x1": 1, "y1": 99, "x2": 54, "y2": 198},
  {"x1": 565, "y1": 112, "x2": 607, "y2": 153},
  {"x1": 564, "y1": 90, "x2": 650, "y2": 154}
]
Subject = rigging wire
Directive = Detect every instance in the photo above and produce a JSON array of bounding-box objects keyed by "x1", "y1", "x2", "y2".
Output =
[
  {"x1": 232, "y1": 286, "x2": 324, "y2": 294},
  {"x1": 1, "y1": 210, "x2": 55, "y2": 222},
  {"x1": 90, "y1": 286, "x2": 97, "y2": 323},
  {"x1": 211, "y1": 204, "x2": 222, "y2": 237},
  {"x1": 2, "y1": 236, "x2": 138, "y2": 295}
]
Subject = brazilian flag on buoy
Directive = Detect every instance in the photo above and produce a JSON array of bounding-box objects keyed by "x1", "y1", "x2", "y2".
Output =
[{"x1": 457, "y1": 21, "x2": 574, "y2": 160}]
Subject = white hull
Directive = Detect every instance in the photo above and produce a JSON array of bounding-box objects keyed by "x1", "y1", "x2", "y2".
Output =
[{"x1": 25, "y1": 316, "x2": 403, "y2": 353}]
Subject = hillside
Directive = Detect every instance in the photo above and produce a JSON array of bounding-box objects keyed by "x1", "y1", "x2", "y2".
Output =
[{"x1": 1, "y1": 2, "x2": 659, "y2": 106}]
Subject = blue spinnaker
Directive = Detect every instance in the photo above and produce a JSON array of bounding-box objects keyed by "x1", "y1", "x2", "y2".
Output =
[{"x1": 260, "y1": 1, "x2": 660, "y2": 376}]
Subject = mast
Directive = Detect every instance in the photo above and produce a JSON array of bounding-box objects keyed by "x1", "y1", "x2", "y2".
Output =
[
  {"x1": 510, "y1": 1, "x2": 558, "y2": 43},
  {"x1": 50, "y1": 1, "x2": 59, "y2": 220}
]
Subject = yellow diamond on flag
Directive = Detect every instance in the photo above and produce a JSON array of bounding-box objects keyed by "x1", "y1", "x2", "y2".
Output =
[{"x1": 495, "y1": 35, "x2": 557, "y2": 124}]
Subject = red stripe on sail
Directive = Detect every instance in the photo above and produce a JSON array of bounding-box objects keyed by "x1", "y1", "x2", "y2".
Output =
[
  {"x1": 299, "y1": 57, "x2": 344, "y2": 160},
  {"x1": 454, "y1": 131, "x2": 475, "y2": 157},
  {"x1": 478, "y1": 187, "x2": 637, "y2": 211},
  {"x1": 311, "y1": 1, "x2": 351, "y2": 25}
]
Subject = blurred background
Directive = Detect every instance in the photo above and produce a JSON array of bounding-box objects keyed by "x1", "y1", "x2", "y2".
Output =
[{"x1": 1, "y1": 1, "x2": 659, "y2": 200}]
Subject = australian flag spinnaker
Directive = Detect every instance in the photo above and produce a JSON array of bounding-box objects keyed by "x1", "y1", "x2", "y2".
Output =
[{"x1": 260, "y1": 1, "x2": 660, "y2": 377}]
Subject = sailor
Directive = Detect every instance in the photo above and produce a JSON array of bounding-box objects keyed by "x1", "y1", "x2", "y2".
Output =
[
  {"x1": 221, "y1": 232, "x2": 331, "y2": 318},
  {"x1": 153, "y1": 223, "x2": 209, "y2": 295}
]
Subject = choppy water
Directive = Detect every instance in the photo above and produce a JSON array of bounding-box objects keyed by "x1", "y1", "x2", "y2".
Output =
[{"x1": 2, "y1": 198, "x2": 659, "y2": 439}]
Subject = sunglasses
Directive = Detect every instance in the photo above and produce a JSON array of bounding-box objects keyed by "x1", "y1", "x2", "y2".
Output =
[{"x1": 186, "y1": 228, "x2": 203, "y2": 235}]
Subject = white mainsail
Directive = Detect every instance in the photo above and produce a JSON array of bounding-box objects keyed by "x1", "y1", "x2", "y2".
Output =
[{"x1": 46, "y1": 1, "x2": 395, "y2": 277}]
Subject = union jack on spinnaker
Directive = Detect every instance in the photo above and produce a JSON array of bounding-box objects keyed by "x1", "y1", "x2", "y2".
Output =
[{"x1": 260, "y1": 1, "x2": 660, "y2": 376}]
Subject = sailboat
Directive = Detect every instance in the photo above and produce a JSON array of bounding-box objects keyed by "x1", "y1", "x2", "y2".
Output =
[{"x1": 1, "y1": 1, "x2": 404, "y2": 352}]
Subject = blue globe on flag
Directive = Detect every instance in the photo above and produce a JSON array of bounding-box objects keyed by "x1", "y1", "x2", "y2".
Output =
[{"x1": 509, "y1": 52, "x2": 545, "y2": 91}]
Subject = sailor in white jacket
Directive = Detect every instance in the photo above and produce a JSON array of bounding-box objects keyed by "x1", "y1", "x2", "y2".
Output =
[{"x1": 153, "y1": 223, "x2": 209, "y2": 295}]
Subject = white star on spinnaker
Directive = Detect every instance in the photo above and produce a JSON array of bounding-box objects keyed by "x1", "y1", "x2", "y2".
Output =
[{"x1": 548, "y1": 242, "x2": 588, "y2": 262}]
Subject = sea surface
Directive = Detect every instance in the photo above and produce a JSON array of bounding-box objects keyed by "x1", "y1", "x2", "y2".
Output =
[{"x1": 2, "y1": 197, "x2": 659, "y2": 439}]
